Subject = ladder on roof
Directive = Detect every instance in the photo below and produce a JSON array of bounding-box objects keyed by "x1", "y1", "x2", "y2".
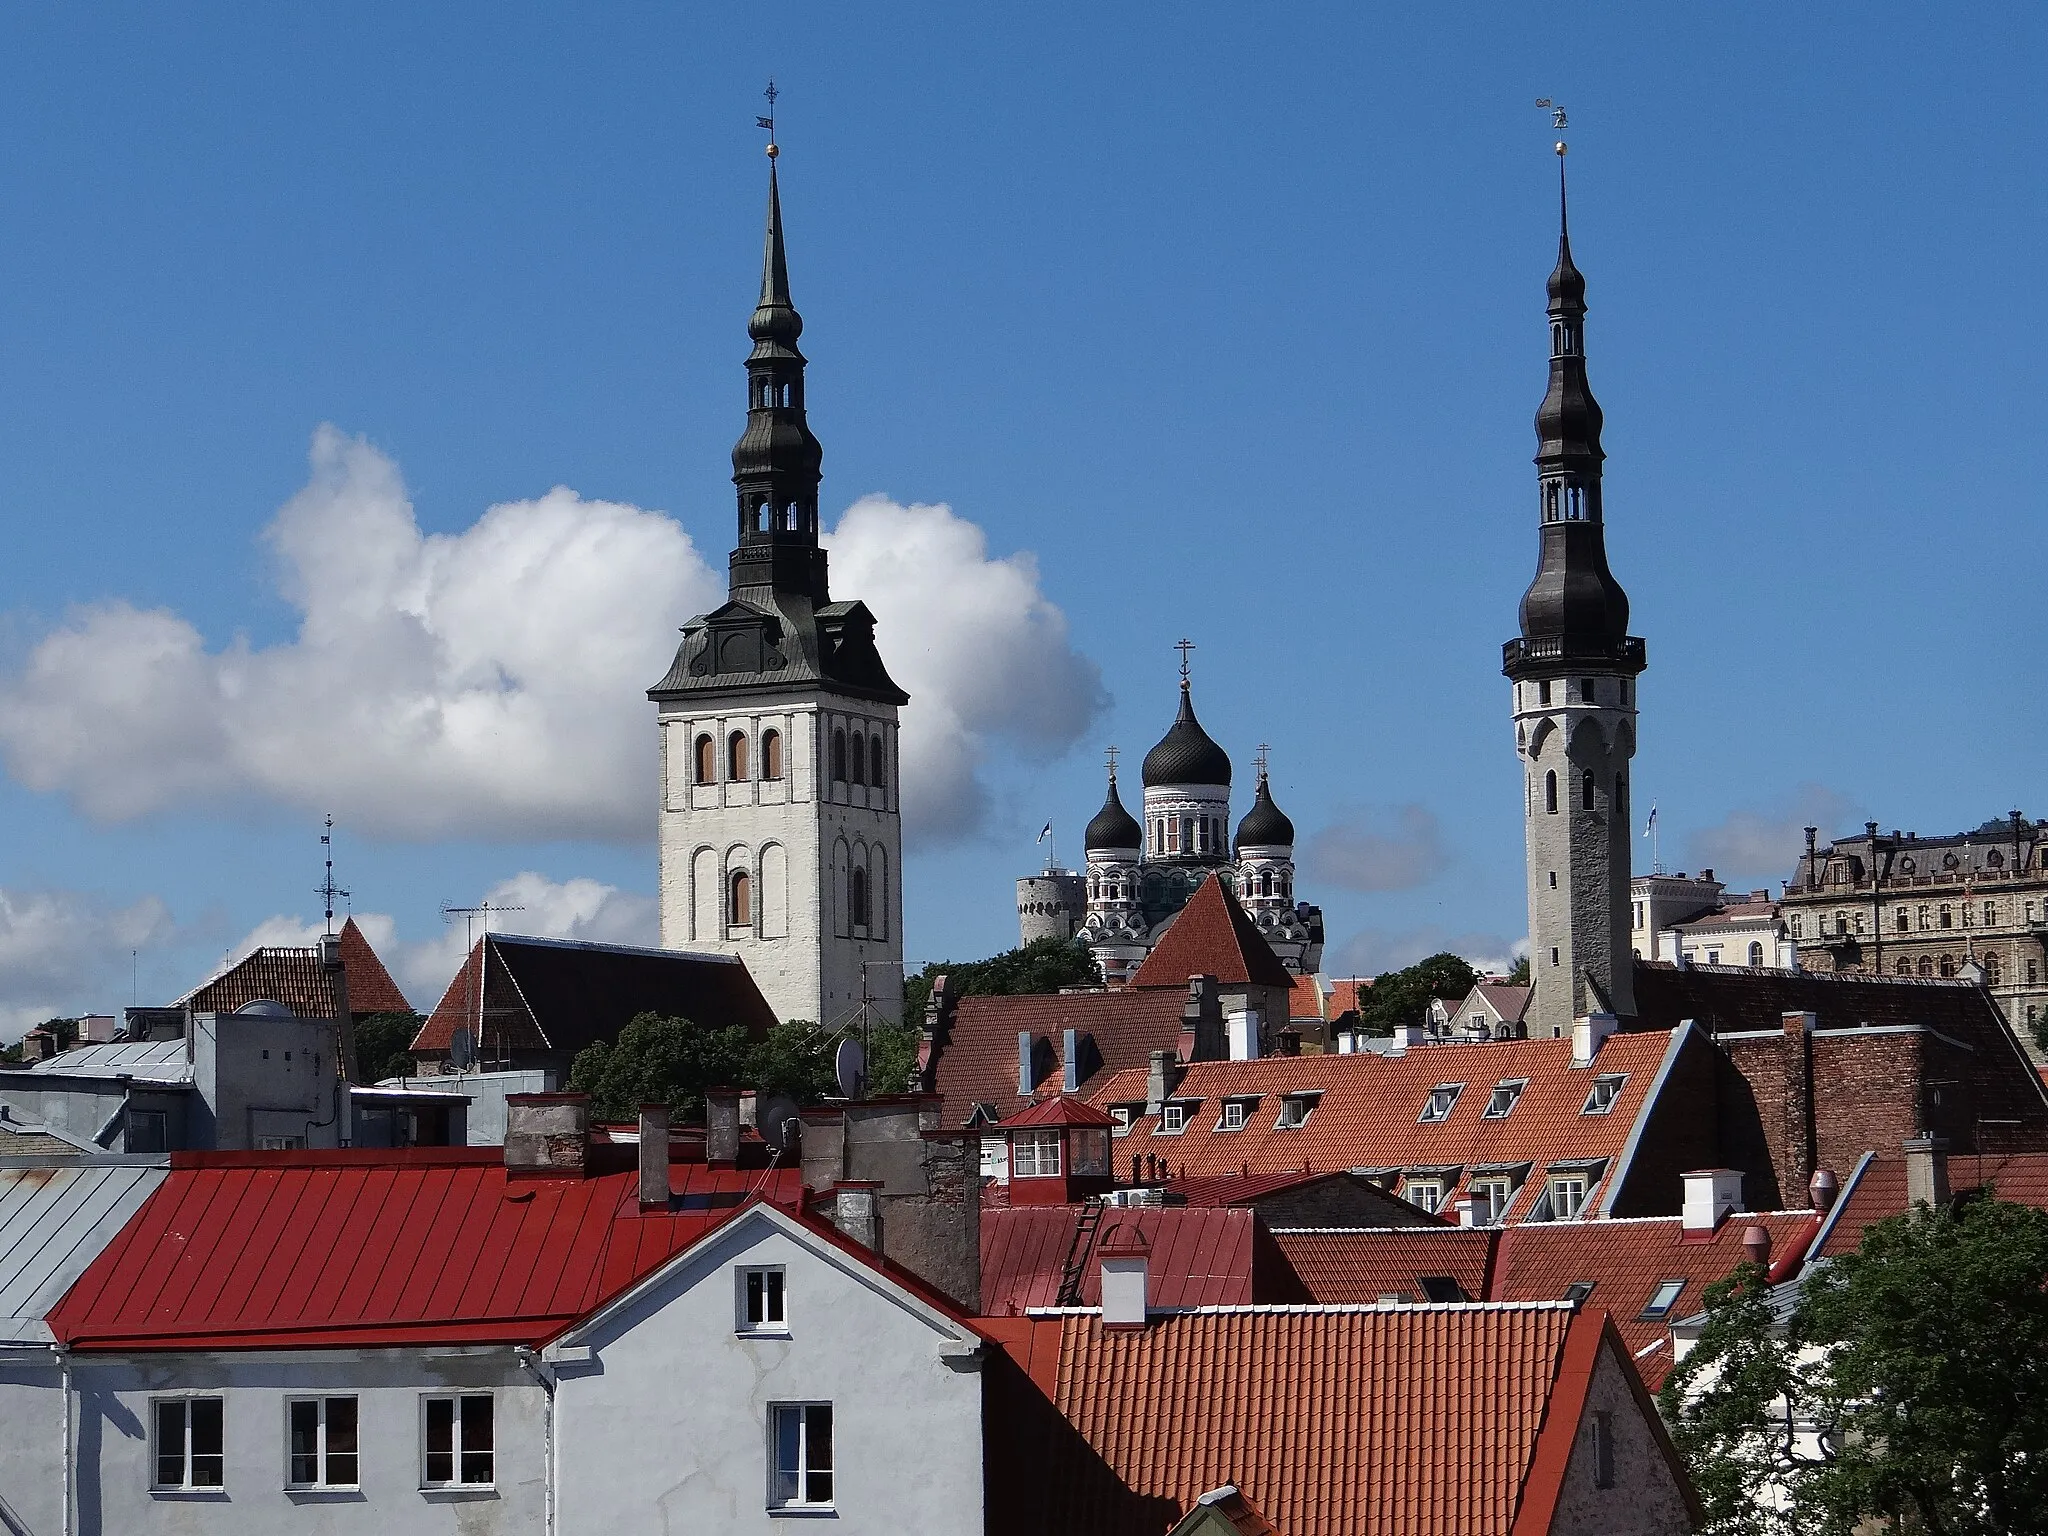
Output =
[{"x1": 1055, "y1": 1200, "x2": 1104, "y2": 1307}]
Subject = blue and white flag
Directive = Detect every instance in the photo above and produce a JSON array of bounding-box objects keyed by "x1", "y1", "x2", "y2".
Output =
[
  {"x1": 1037, "y1": 822, "x2": 1053, "y2": 843},
  {"x1": 1644, "y1": 803, "x2": 1658, "y2": 838}
]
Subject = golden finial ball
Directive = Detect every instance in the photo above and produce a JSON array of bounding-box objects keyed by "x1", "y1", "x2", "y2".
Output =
[
  {"x1": 1554, "y1": 141, "x2": 1568, "y2": 156},
  {"x1": 767, "y1": 141, "x2": 779, "y2": 158}
]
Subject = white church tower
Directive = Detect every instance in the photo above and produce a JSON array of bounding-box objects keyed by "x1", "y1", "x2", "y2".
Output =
[
  {"x1": 1504, "y1": 144, "x2": 1644, "y2": 1039},
  {"x1": 650, "y1": 141, "x2": 908, "y2": 1030}
]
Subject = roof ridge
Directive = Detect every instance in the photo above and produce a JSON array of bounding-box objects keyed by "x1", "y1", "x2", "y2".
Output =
[{"x1": 1023, "y1": 1298, "x2": 1581, "y2": 1316}]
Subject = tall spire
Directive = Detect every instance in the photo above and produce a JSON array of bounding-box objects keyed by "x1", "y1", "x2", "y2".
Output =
[{"x1": 729, "y1": 100, "x2": 829, "y2": 605}]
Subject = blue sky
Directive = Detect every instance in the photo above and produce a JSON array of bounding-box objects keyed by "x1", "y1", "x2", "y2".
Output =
[{"x1": 1, "y1": 4, "x2": 2044, "y2": 1026}]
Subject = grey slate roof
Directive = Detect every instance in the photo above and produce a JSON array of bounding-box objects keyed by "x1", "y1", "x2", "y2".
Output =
[{"x1": 0, "y1": 1162, "x2": 167, "y2": 1342}]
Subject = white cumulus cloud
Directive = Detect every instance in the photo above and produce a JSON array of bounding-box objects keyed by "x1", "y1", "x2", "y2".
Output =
[
  {"x1": 0, "y1": 886, "x2": 176, "y2": 1039},
  {"x1": 0, "y1": 429, "x2": 1104, "y2": 848},
  {"x1": 1325, "y1": 927, "x2": 1527, "y2": 981}
]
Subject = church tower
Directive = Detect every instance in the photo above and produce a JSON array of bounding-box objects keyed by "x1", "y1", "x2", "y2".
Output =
[
  {"x1": 650, "y1": 141, "x2": 908, "y2": 1030},
  {"x1": 1503, "y1": 145, "x2": 1645, "y2": 1038}
]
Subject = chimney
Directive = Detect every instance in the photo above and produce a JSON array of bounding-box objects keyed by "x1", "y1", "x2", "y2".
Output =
[
  {"x1": 637, "y1": 1103, "x2": 670, "y2": 1210},
  {"x1": 706, "y1": 1086, "x2": 741, "y2": 1168},
  {"x1": 1742, "y1": 1223, "x2": 1771, "y2": 1270},
  {"x1": 1657, "y1": 929, "x2": 1682, "y2": 964},
  {"x1": 1903, "y1": 1136, "x2": 1950, "y2": 1210},
  {"x1": 832, "y1": 1180, "x2": 883, "y2": 1253},
  {"x1": 319, "y1": 929, "x2": 360, "y2": 1085},
  {"x1": 1185, "y1": 976, "x2": 1225, "y2": 1061},
  {"x1": 22, "y1": 1031, "x2": 54, "y2": 1062},
  {"x1": 1454, "y1": 1197, "x2": 1475, "y2": 1228},
  {"x1": 1808, "y1": 1167, "x2": 1840, "y2": 1212},
  {"x1": 1225, "y1": 1010, "x2": 1257, "y2": 1062},
  {"x1": 1098, "y1": 1224, "x2": 1150, "y2": 1329},
  {"x1": 1144, "y1": 1050, "x2": 1183, "y2": 1116},
  {"x1": 1571, "y1": 1013, "x2": 1618, "y2": 1068},
  {"x1": 1702, "y1": 868, "x2": 1715, "y2": 883},
  {"x1": 1390, "y1": 1025, "x2": 1412, "y2": 1055},
  {"x1": 505, "y1": 1093, "x2": 591, "y2": 1176},
  {"x1": 1781, "y1": 1011, "x2": 1816, "y2": 1191},
  {"x1": 1017, "y1": 1032, "x2": 1037, "y2": 1097},
  {"x1": 1276, "y1": 1028, "x2": 1302, "y2": 1057},
  {"x1": 1681, "y1": 1169, "x2": 1745, "y2": 1233}
]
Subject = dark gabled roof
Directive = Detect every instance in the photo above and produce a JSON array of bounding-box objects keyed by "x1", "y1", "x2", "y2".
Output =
[
  {"x1": 1131, "y1": 876, "x2": 1292, "y2": 991},
  {"x1": 928, "y1": 989, "x2": 1187, "y2": 1129},
  {"x1": 1142, "y1": 683, "x2": 1231, "y2": 788},
  {"x1": 411, "y1": 935, "x2": 779, "y2": 1058},
  {"x1": 180, "y1": 920, "x2": 408, "y2": 1020},
  {"x1": 647, "y1": 591, "x2": 908, "y2": 706}
]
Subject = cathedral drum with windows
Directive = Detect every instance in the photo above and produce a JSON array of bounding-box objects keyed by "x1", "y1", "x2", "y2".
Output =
[{"x1": 650, "y1": 150, "x2": 907, "y2": 1030}]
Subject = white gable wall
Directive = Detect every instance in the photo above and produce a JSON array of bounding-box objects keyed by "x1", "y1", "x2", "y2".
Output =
[{"x1": 551, "y1": 1212, "x2": 983, "y2": 1535}]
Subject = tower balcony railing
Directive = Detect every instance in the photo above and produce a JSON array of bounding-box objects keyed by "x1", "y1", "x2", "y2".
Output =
[{"x1": 1501, "y1": 635, "x2": 1646, "y2": 675}]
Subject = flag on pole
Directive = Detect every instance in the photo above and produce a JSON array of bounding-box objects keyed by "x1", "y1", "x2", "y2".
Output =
[
  {"x1": 1644, "y1": 803, "x2": 1658, "y2": 838},
  {"x1": 1037, "y1": 822, "x2": 1053, "y2": 843}
]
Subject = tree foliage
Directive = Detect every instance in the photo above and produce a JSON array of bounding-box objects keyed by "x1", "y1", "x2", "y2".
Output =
[
  {"x1": 901, "y1": 936, "x2": 1102, "y2": 1029},
  {"x1": 1663, "y1": 1195, "x2": 2048, "y2": 1536},
  {"x1": 351, "y1": 1011, "x2": 424, "y2": 1084},
  {"x1": 1352, "y1": 952, "x2": 1476, "y2": 1035},
  {"x1": 1506, "y1": 955, "x2": 1531, "y2": 986}
]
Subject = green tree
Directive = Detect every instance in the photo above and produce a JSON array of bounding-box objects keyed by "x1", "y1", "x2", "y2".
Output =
[
  {"x1": 1659, "y1": 1263, "x2": 1803, "y2": 1536},
  {"x1": 1506, "y1": 955, "x2": 1531, "y2": 986},
  {"x1": 1354, "y1": 953, "x2": 1476, "y2": 1035},
  {"x1": 864, "y1": 1021, "x2": 923, "y2": 1095},
  {"x1": 568, "y1": 1012, "x2": 755, "y2": 1123},
  {"x1": 351, "y1": 1011, "x2": 425, "y2": 1084},
  {"x1": 901, "y1": 935, "x2": 1101, "y2": 1029},
  {"x1": 747, "y1": 1019, "x2": 839, "y2": 1102}
]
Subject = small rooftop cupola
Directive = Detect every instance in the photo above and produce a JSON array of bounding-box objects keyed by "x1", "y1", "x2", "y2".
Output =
[
  {"x1": 729, "y1": 134, "x2": 829, "y2": 606},
  {"x1": 1086, "y1": 767, "x2": 1143, "y2": 853},
  {"x1": 1505, "y1": 143, "x2": 1643, "y2": 679}
]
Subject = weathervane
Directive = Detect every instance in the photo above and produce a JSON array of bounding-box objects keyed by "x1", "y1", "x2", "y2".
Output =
[
  {"x1": 757, "y1": 78, "x2": 779, "y2": 158},
  {"x1": 317, "y1": 814, "x2": 349, "y2": 936},
  {"x1": 1535, "y1": 98, "x2": 1571, "y2": 219},
  {"x1": 1174, "y1": 637, "x2": 1195, "y2": 684}
]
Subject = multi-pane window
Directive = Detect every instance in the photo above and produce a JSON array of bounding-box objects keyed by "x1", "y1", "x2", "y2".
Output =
[
  {"x1": 1470, "y1": 1178, "x2": 1516, "y2": 1225},
  {"x1": 741, "y1": 1267, "x2": 787, "y2": 1331},
  {"x1": 1011, "y1": 1129, "x2": 1062, "y2": 1177},
  {"x1": 1483, "y1": 1081, "x2": 1527, "y2": 1120},
  {"x1": 1404, "y1": 1180, "x2": 1445, "y2": 1214},
  {"x1": 153, "y1": 1398, "x2": 224, "y2": 1490},
  {"x1": 287, "y1": 1397, "x2": 359, "y2": 1489},
  {"x1": 1581, "y1": 1075, "x2": 1626, "y2": 1116},
  {"x1": 1069, "y1": 1128, "x2": 1110, "y2": 1177},
  {"x1": 127, "y1": 1109, "x2": 169, "y2": 1153},
  {"x1": 1275, "y1": 1095, "x2": 1315, "y2": 1129},
  {"x1": 1219, "y1": 1101, "x2": 1247, "y2": 1131},
  {"x1": 422, "y1": 1395, "x2": 494, "y2": 1488},
  {"x1": 1418, "y1": 1084, "x2": 1463, "y2": 1124},
  {"x1": 1159, "y1": 1103, "x2": 1188, "y2": 1135},
  {"x1": 1109, "y1": 1105, "x2": 1133, "y2": 1137},
  {"x1": 1639, "y1": 1280, "x2": 1687, "y2": 1321},
  {"x1": 1548, "y1": 1176, "x2": 1589, "y2": 1220},
  {"x1": 770, "y1": 1404, "x2": 834, "y2": 1510}
]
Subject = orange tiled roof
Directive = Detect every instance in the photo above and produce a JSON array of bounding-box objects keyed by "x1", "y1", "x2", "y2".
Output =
[
  {"x1": 1288, "y1": 975, "x2": 1325, "y2": 1022},
  {"x1": 980, "y1": 1206, "x2": 1290, "y2": 1315},
  {"x1": 1493, "y1": 1211, "x2": 1819, "y2": 1388},
  {"x1": 1272, "y1": 1227, "x2": 1495, "y2": 1303},
  {"x1": 1083, "y1": 1030, "x2": 1681, "y2": 1221},
  {"x1": 1131, "y1": 875, "x2": 1293, "y2": 991},
  {"x1": 987, "y1": 1304, "x2": 1599, "y2": 1536},
  {"x1": 337, "y1": 918, "x2": 412, "y2": 1013},
  {"x1": 181, "y1": 918, "x2": 409, "y2": 1020},
  {"x1": 1324, "y1": 978, "x2": 1372, "y2": 1017},
  {"x1": 1817, "y1": 1150, "x2": 2048, "y2": 1260}
]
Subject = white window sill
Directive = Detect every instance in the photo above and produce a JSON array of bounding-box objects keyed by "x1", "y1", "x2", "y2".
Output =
[
  {"x1": 738, "y1": 1326, "x2": 791, "y2": 1339},
  {"x1": 769, "y1": 1505, "x2": 838, "y2": 1518},
  {"x1": 149, "y1": 1488, "x2": 228, "y2": 1499},
  {"x1": 286, "y1": 1487, "x2": 365, "y2": 1501},
  {"x1": 420, "y1": 1485, "x2": 498, "y2": 1500}
]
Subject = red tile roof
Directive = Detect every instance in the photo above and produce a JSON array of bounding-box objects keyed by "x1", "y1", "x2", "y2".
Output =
[
  {"x1": 181, "y1": 919, "x2": 410, "y2": 1020},
  {"x1": 47, "y1": 1150, "x2": 802, "y2": 1351},
  {"x1": 1272, "y1": 1227, "x2": 1496, "y2": 1303},
  {"x1": 1324, "y1": 978, "x2": 1372, "y2": 1018},
  {"x1": 980, "y1": 1206, "x2": 1296, "y2": 1315},
  {"x1": 1131, "y1": 876, "x2": 1293, "y2": 991},
  {"x1": 1288, "y1": 975, "x2": 1325, "y2": 1022},
  {"x1": 337, "y1": 918, "x2": 412, "y2": 1013},
  {"x1": 1083, "y1": 1030, "x2": 1680, "y2": 1221},
  {"x1": 986, "y1": 1303, "x2": 1606, "y2": 1536},
  {"x1": 1171, "y1": 1486, "x2": 1282, "y2": 1536},
  {"x1": 1816, "y1": 1150, "x2": 2048, "y2": 1259},
  {"x1": 928, "y1": 988, "x2": 1187, "y2": 1128},
  {"x1": 1492, "y1": 1211, "x2": 1819, "y2": 1388}
]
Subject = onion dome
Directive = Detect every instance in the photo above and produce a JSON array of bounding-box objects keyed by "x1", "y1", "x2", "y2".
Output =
[
  {"x1": 1142, "y1": 682, "x2": 1232, "y2": 788},
  {"x1": 1234, "y1": 772, "x2": 1294, "y2": 851},
  {"x1": 1085, "y1": 772, "x2": 1142, "y2": 852}
]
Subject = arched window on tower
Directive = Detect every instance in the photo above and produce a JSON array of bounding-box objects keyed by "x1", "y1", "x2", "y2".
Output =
[
  {"x1": 1259, "y1": 871, "x2": 1273, "y2": 898},
  {"x1": 694, "y1": 734, "x2": 716, "y2": 785},
  {"x1": 1581, "y1": 771, "x2": 1596, "y2": 812},
  {"x1": 849, "y1": 731, "x2": 867, "y2": 786},
  {"x1": 1545, "y1": 771, "x2": 1558, "y2": 815},
  {"x1": 870, "y1": 735, "x2": 885, "y2": 790},
  {"x1": 1939, "y1": 954, "x2": 1956, "y2": 978},
  {"x1": 831, "y1": 728, "x2": 848, "y2": 783},
  {"x1": 1180, "y1": 817, "x2": 1193, "y2": 854},
  {"x1": 756, "y1": 498, "x2": 772, "y2": 533},
  {"x1": 1895, "y1": 958, "x2": 1911, "y2": 975},
  {"x1": 729, "y1": 869, "x2": 752, "y2": 929},
  {"x1": 850, "y1": 866, "x2": 869, "y2": 930},
  {"x1": 1917, "y1": 956, "x2": 1933, "y2": 977},
  {"x1": 1749, "y1": 941, "x2": 1764, "y2": 967},
  {"x1": 728, "y1": 731, "x2": 749, "y2": 782},
  {"x1": 762, "y1": 729, "x2": 783, "y2": 781}
]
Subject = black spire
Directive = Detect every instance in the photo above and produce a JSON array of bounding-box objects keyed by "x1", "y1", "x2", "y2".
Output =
[
  {"x1": 1085, "y1": 769, "x2": 1143, "y2": 852},
  {"x1": 729, "y1": 150, "x2": 830, "y2": 605},
  {"x1": 1504, "y1": 146, "x2": 1644, "y2": 681}
]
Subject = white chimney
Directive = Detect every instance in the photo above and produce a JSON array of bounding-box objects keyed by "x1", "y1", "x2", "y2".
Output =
[
  {"x1": 1454, "y1": 1197, "x2": 1475, "y2": 1229},
  {"x1": 1681, "y1": 1169, "x2": 1745, "y2": 1233},
  {"x1": 1656, "y1": 929, "x2": 1681, "y2": 963},
  {"x1": 1098, "y1": 1225, "x2": 1150, "y2": 1330},
  {"x1": 1390, "y1": 1025, "x2": 1413, "y2": 1056},
  {"x1": 1225, "y1": 1010, "x2": 1257, "y2": 1062},
  {"x1": 1571, "y1": 1013, "x2": 1618, "y2": 1068}
]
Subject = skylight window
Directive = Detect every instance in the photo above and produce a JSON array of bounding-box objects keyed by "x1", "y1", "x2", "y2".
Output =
[
  {"x1": 1418, "y1": 1276, "x2": 1466, "y2": 1303},
  {"x1": 1482, "y1": 1080, "x2": 1528, "y2": 1119},
  {"x1": 1563, "y1": 1281, "x2": 1596, "y2": 1305},
  {"x1": 1639, "y1": 1279, "x2": 1687, "y2": 1321},
  {"x1": 1581, "y1": 1075, "x2": 1627, "y2": 1116},
  {"x1": 1418, "y1": 1084, "x2": 1464, "y2": 1124}
]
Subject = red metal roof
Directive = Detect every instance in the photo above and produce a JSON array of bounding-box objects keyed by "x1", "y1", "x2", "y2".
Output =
[
  {"x1": 1084, "y1": 1030, "x2": 1678, "y2": 1220},
  {"x1": 1005, "y1": 1094, "x2": 1115, "y2": 1129},
  {"x1": 985, "y1": 1303, "x2": 1602, "y2": 1536},
  {"x1": 979, "y1": 1206, "x2": 1299, "y2": 1315},
  {"x1": 48, "y1": 1150, "x2": 802, "y2": 1351},
  {"x1": 1274, "y1": 1227, "x2": 1496, "y2": 1304},
  {"x1": 1131, "y1": 875, "x2": 1293, "y2": 991}
]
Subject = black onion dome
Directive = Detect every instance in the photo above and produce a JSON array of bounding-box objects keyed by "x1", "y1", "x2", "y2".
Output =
[
  {"x1": 1085, "y1": 774, "x2": 1142, "y2": 851},
  {"x1": 1141, "y1": 683, "x2": 1232, "y2": 787},
  {"x1": 1234, "y1": 774, "x2": 1294, "y2": 850}
]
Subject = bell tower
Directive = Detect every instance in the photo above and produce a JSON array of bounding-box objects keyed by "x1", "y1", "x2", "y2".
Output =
[
  {"x1": 1503, "y1": 142, "x2": 1645, "y2": 1038},
  {"x1": 650, "y1": 118, "x2": 908, "y2": 1031}
]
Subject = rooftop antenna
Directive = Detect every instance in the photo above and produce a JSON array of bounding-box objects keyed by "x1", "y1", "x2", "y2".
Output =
[
  {"x1": 1174, "y1": 638, "x2": 1195, "y2": 687},
  {"x1": 757, "y1": 78, "x2": 779, "y2": 158},
  {"x1": 317, "y1": 814, "x2": 350, "y2": 936},
  {"x1": 441, "y1": 899, "x2": 524, "y2": 1069}
]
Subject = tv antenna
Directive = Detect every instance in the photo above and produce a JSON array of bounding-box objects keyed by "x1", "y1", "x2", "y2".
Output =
[
  {"x1": 317, "y1": 814, "x2": 350, "y2": 935},
  {"x1": 441, "y1": 899, "x2": 523, "y2": 1069}
]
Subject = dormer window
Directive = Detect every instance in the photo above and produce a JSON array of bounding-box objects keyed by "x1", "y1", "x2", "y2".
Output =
[
  {"x1": 1419, "y1": 1084, "x2": 1464, "y2": 1124},
  {"x1": 1159, "y1": 1103, "x2": 1190, "y2": 1135},
  {"x1": 1011, "y1": 1129, "x2": 1062, "y2": 1178},
  {"x1": 1109, "y1": 1105, "x2": 1134, "y2": 1137},
  {"x1": 1582, "y1": 1074, "x2": 1626, "y2": 1115},
  {"x1": 1275, "y1": 1093, "x2": 1318, "y2": 1130},
  {"x1": 1404, "y1": 1179, "x2": 1445, "y2": 1214},
  {"x1": 1219, "y1": 1100, "x2": 1248, "y2": 1132},
  {"x1": 1483, "y1": 1080, "x2": 1527, "y2": 1120}
]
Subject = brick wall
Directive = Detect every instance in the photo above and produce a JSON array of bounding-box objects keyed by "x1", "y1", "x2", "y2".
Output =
[{"x1": 1608, "y1": 1029, "x2": 1723, "y2": 1217}]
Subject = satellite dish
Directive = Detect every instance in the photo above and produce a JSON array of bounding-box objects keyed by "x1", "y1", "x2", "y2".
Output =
[
  {"x1": 759, "y1": 1094, "x2": 801, "y2": 1154},
  {"x1": 834, "y1": 1038, "x2": 867, "y2": 1101},
  {"x1": 450, "y1": 1027, "x2": 475, "y2": 1071}
]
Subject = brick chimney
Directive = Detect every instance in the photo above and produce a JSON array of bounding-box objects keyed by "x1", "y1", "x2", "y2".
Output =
[
  {"x1": 1098, "y1": 1224, "x2": 1150, "y2": 1330},
  {"x1": 832, "y1": 1180, "x2": 883, "y2": 1253},
  {"x1": 1903, "y1": 1136, "x2": 1949, "y2": 1210},
  {"x1": 1681, "y1": 1169, "x2": 1745, "y2": 1233},
  {"x1": 706, "y1": 1086, "x2": 741, "y2": 1169},
  {"x1": 1144, "y1": 1050, "x2": 1183, "y2": 1116},
  {"x1": 1183, "y1": 976, "x2": 1224, "y2": 1062},
  {"x1": 504, "y1": 1093, "x2": 590, "y2": 1176},
  {"x1": 1780, "y1": 1011, "x2": 1817, "y2": 1192},
  {"x1": 637, "y1": 1103, "x2": 670, "y2": 1211}
]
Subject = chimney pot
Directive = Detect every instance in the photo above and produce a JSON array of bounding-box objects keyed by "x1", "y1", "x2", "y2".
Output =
[
  {"x1": 706, "y1": 1086, "x2": 741, "y2": 1168},
  {"x1": 637, "y1": 1103, "x2": 670, "y2": 1210},
  {"x1": 1742, "y1": 1223, "x2": 1771, "y2": 1269},
  {"x1": 1808, "y1": 1167, "x2": 1840, "y2": 1212},
  {"x1": 1144, "y1": 1049, "x2": 1183, "y2": 1116},
  {"x1": 1681, "y1": 1169, "x2": 1745, "y2": 1232}
]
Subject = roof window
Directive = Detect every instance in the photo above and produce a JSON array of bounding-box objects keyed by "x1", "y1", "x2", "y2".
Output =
[
  {"x1": 1482, "y1": 1080, "x2": 1528, "y2": 1120},
  {"x1": 1418, "y1": 1084, "x2": 1464, "y2": 1124},
  {"x1": 1158, "y1": 1102, "x2": 1193, "y2": 1135},
  {"x1": 1418, "y1": 1276, "x2": 1467, "y2": 1303},
  {"x1": 1563, "y1": 1281, "x2": 1596, "y2": 1305},
  {"x1": 1581, "y1": 1074, "x2": 1627, "y2": 1116},
  {"x1": 1219, "y1": 1100, "x2": 1249, "y2": 1132},
  {"x1": 1275, "y1": 1092, "x2": 1319, "y2": 1130},
  {"x1": 1639, "y1": 1279, "x2": 1687, "y2": 1321}
]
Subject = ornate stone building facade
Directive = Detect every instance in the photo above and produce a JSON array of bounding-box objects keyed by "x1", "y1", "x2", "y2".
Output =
[
  {"x1": 1782, "y1": 814, "x2": 2048, "y2": 1053},
  {"x1": 651, "y1": 150, "x2": 907, "y2": 1030}
]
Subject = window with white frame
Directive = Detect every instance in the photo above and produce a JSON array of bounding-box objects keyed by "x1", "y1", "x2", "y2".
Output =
[
  {"x1": 1011, "y1": 1129, "x2": 1062, "y2": 1177},
  {"x1": 1418, "y1": 1084, "x2": 1463, "y2": 1124},
  {"x1": 1159, "y1": 1103, "x2": 1189, "y2": 1135},
  {"x1": 1219, "y1": 1100, "x2": 1247, "y2": 1131},
  {"x1": 1470, "y1": 1177, "x2": 1516, "y2": 1225},
  {"x1": 1275, "y1": 1094, "x2": 1316, "y2": 1129},
  {"x1": 1109, "y1": 1105, "x2": 1134, "y2": 1137},
  {"x1": 769, "y1": 1403, "x2": 834, "y2": 1510},
  {"x1": 1404, "y1": 1179, "x2": 1445, "y2": 1214},
  {"x1": 153, "y1": 1397, "x2": 224, "y2": 1490},
  {"x1": 287, "y1": 1397, "x2": 358, "y2": 1489},
  {"x1": 421, "y1": 1394, "x2": 494, "y2": 1488},
  {"x1": 1547, "y1": 1174, "x2": 1590, "y2": 1220},
  {"x1": 740, "y1": 1266, "x2": 787, "y2": 1332},
  {"x1": 1581, "y1": 1074, "x2": 1626, "y2": 1116},
  {"x1": 1482, "y1": 1080, "x2": 1527, "y2": 1119}
]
